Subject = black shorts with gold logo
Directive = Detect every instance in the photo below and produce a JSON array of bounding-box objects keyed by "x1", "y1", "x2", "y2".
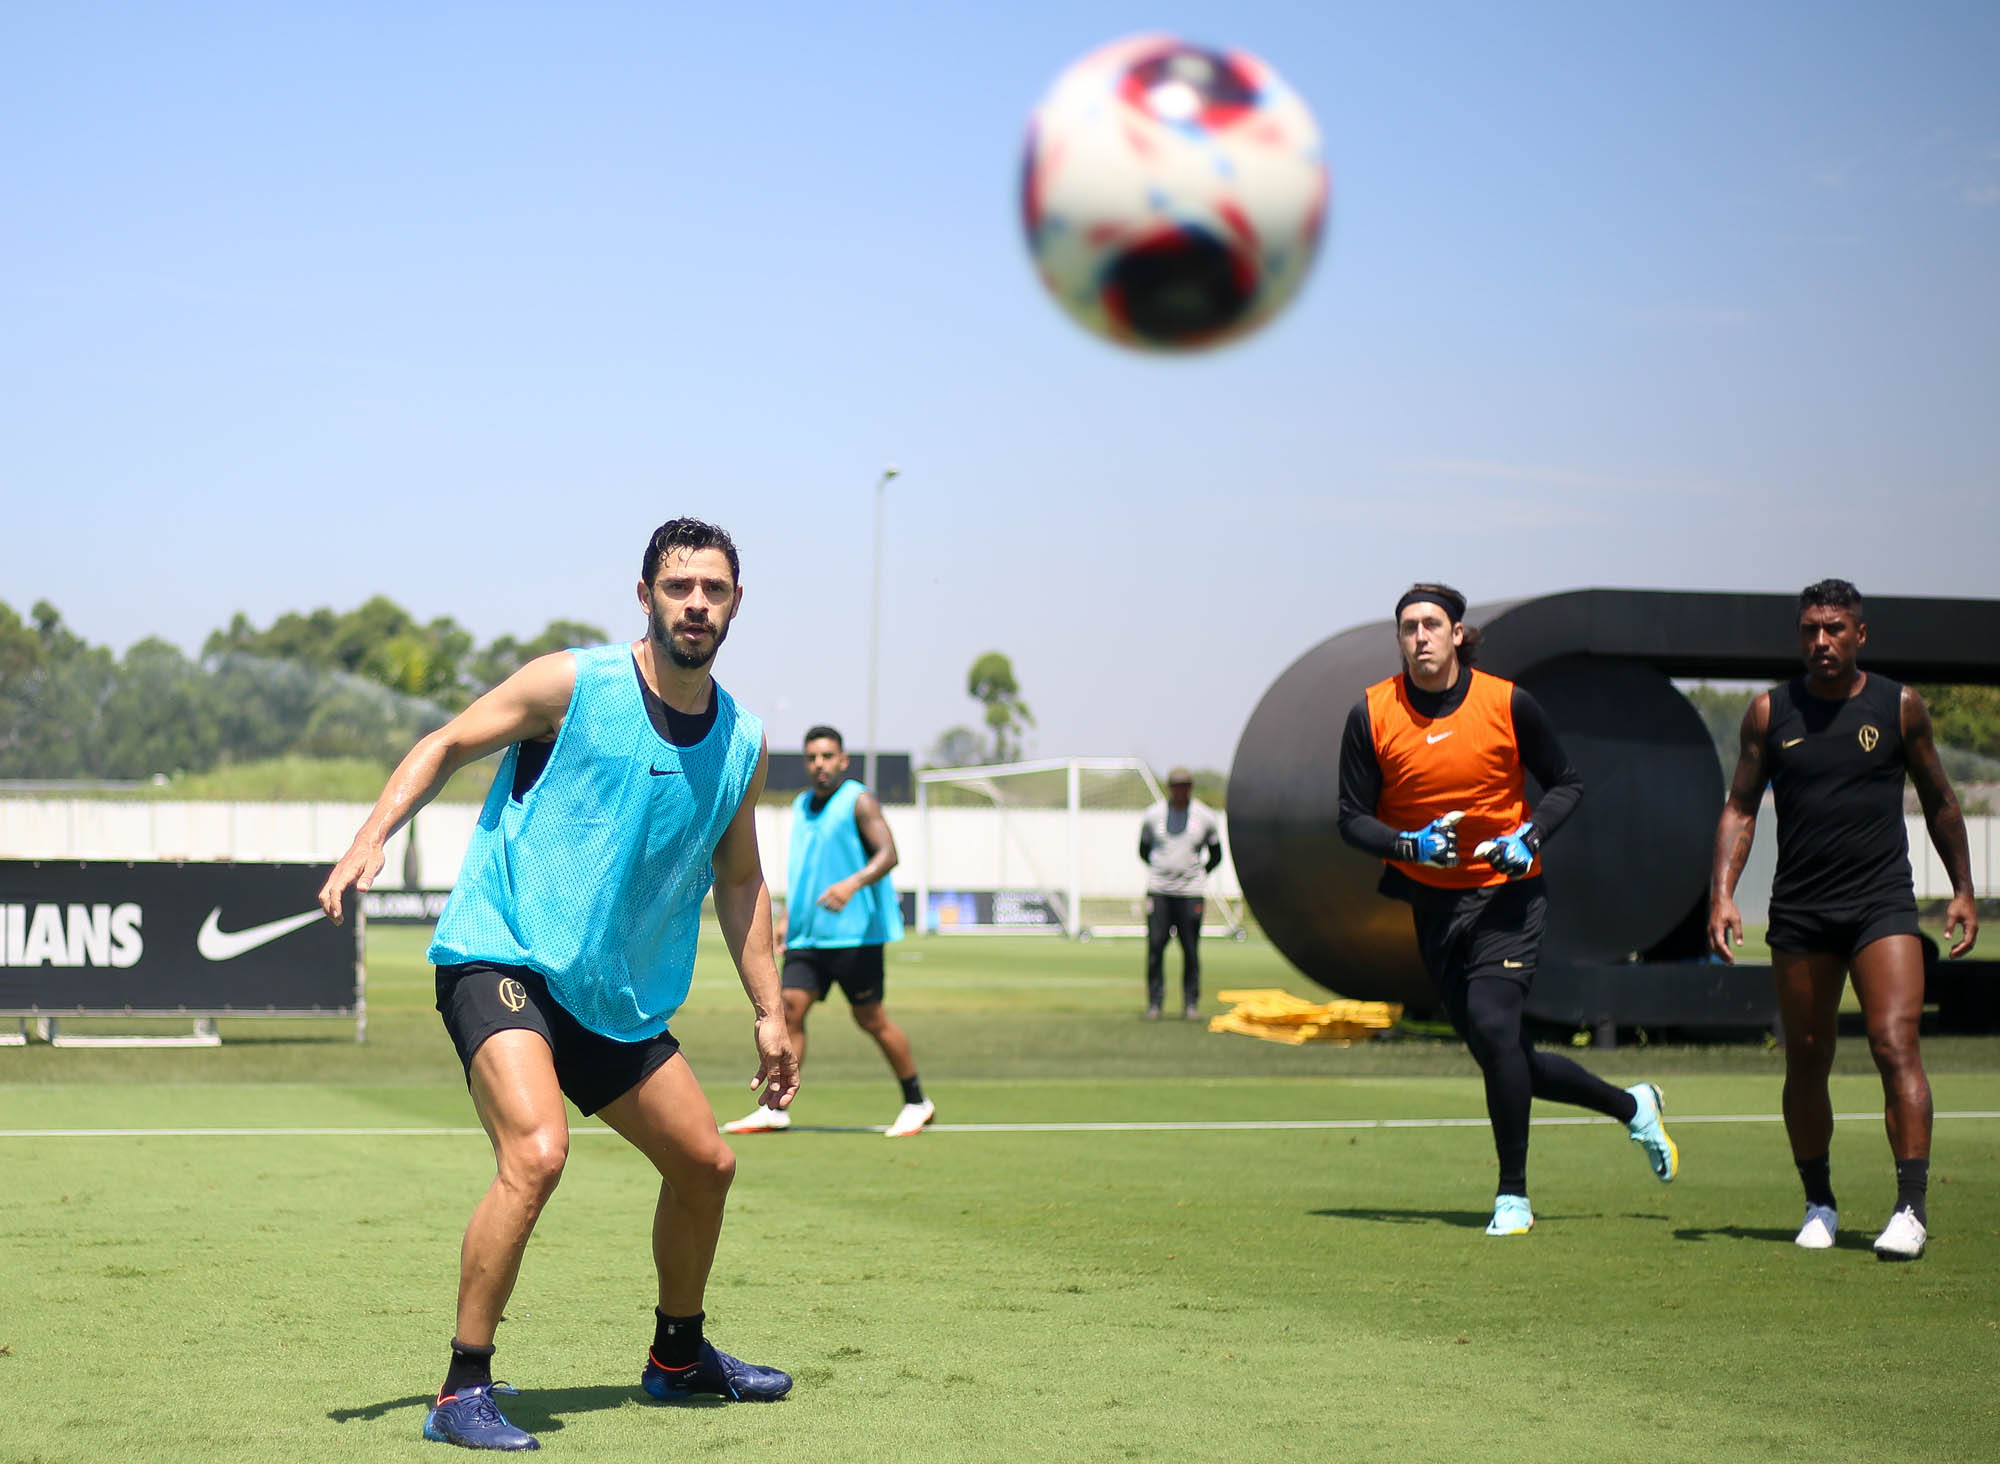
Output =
[
  {"x1": 782, "y1": 944, "x2": 887, "y2": 1006},
  {"x1": 435, "y1": 961, "x2": 681, "y2": 1116}
]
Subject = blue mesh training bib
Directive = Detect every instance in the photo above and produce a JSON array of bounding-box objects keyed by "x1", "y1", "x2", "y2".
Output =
[
  {"x1": 429, "y1": 643, "x2": 764, "y2": 1040},
  {"x1": 785, "y1": 779, "x2": 904, "y2": 949}
]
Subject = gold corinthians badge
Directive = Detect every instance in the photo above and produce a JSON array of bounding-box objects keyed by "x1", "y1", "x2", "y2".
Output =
[
  {"x1": 497, "y1": 978, "x2": 528, "y2": 1013},
  {"x1": 1858, "y1": 725, "x2": 1880, "y2": 752}
]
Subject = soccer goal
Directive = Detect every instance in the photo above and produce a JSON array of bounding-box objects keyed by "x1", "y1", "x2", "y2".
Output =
[{"x1": 913, "y1": 757, "x2": 1243, "y2": 940}]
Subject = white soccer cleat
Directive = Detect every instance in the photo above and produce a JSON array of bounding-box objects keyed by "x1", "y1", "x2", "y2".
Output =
[
  {"x1": 885, "y1": 1099, "x2": 935, "y2": 1138},
  {"x1": 721, "y1": 1106, "x2": 792, "y2": 1135},
  {"x1": 1871, "y1": 1207, "x2": 1927, "y2": 1261},
  {"x1": 1794, "y1": 1203, "x2": 1838, "y2": 1250}
]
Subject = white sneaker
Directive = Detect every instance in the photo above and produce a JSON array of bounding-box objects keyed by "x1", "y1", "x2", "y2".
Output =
[
  {"x1": 885, "y1": 1099, "x2": 934, "y2": 1137},
  {"x1": 1872, "y1": 1206, "x2": 1927, "y2": 1261},
  {"x1": 1794, "y1": 1203, "x2": 1838, "y2": 1249},
  {"x1": 721, "y1": 1106, "x2": 791, "y2": 1135}
]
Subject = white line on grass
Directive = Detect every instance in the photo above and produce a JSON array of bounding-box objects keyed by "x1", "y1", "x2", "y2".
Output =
[{"x1": 3, "y1": 1112, "x2": 1998, "y2": 1139}]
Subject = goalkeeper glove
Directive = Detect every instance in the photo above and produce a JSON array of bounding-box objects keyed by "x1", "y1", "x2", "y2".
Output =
[
  {"x1": 1393, "y1": 810, "x2": 1464, "y2": 868},
  {"x1": 1474, "y1": 823, "x2": 1539, "y2": 877}
]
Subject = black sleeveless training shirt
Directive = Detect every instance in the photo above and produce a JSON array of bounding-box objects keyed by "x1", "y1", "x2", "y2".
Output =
[{"x1": 1766, "y1": 673, "x2": 1914, "y2": 914}]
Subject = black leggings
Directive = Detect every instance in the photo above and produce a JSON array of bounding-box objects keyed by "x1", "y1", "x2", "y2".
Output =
[
  {"x1": 1445, "y1": 976, "x2": 1635, "y2": 1196},
  {"x1": 1145, "y1": 895, "x2": 1202, "y2": 1007}
]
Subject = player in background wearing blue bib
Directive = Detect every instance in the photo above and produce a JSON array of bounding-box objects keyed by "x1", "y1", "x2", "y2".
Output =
[
  {"x1": 726, "y1": 725, "x2": 933, "y2": 1137},
  {"x1": 319, "y1": 519, "x2": 799, "y2": 1452}
]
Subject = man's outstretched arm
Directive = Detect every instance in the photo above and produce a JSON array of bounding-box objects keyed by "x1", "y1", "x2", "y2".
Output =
[{"x1": 317, "y1": 652, "x2": 576, "y2": 923}]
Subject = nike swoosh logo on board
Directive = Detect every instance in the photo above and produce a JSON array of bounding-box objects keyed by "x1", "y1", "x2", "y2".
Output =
[
  {"x1": 649, "y1": 765, "x2": 683, "y2": 777},
  {"x1": 196, "y1": 907, "x2": 325, "y2": 962},
  {"x1": 1426, "y1": 731, "x2": 1454, "y2": 745},
  {"x1": 1781, "y1": 737, "x2": 1804, "y2": 748}
]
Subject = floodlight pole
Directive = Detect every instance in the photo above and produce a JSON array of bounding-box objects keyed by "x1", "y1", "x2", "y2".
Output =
[{"x1": 865, "y1": 464, "x2": 900, "y2": 792}]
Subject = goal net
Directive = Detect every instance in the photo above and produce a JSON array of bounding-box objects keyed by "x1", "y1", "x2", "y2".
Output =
[{"x1": 914, "y1": 757, "x2": 1243, "y2": 939}]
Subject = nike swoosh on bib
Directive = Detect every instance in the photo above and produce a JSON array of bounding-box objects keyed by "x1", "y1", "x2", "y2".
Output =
[
  {"x1": 1426, "y1": 731, "x2": 1454, "y2": 745},
  {"x1": 196, "y1": 907, "x2": 326, "y2": 962},
  {"x1": 648, "y1": 765, "x2": 683, "y2": 777},
  {"x1": 1781, "y1": 737, "x2": 1804, "y2": 748}
]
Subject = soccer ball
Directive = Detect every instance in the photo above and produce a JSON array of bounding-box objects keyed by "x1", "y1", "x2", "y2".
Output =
[{"x1": 1019, "y1": 34, "x2": 1329, "y2": 352}]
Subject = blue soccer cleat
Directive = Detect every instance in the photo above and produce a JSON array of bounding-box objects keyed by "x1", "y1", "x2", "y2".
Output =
[
  {"x1": 423, "y1": 1382, "x2": 539, "y2": 1451},
  {"x1": 1625, "y1": 1082, "x2": 1679, "y2": 1183},
  {"x1": 642, "y1": 1341, "x2": 793, "y2": 1403},
  {"x1": 1485, "y1": 1194, "x2": 1534, "y2": 1236}
]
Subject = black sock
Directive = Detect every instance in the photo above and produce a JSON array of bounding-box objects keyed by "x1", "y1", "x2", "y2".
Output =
[
  {"x1": 1796, "y1": 1154, "x2": 1836, "y2": 1210},
  {"x1": 1893, "y1": 1158, "x2": 1929, "y2": 1225},
  {"x1": 899, "y1": 1074, "x2": 925, "y2": 1105},
  {"x1": 652, "y1": 1309, "x2": 703, "y2": 1370},
  {"x1": 441, "y1": 1339, "x2": 494, "y2": 1399}
]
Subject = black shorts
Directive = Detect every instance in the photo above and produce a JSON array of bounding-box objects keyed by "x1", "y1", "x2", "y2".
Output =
[
  {"x1": 435, "y1": 961, "x2": 681, "y2": 1117},
  {"x1": 1407, "y1": 879, "x2": 1547, "y2": 999},
  {"x1": 1766, "y1": 901, "x2": 1921, "y2": 959},
  {"x1": 783, "y1": 945, "x2": 887, "y2": 1006}
]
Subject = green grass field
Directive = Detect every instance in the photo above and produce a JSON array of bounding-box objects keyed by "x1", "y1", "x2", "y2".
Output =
[{"x1": 3, "y1": 930, "x2": 1997, "y2": 1462}]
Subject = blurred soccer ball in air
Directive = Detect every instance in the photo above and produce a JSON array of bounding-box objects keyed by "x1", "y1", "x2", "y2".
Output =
[{"x1": 1020, "y1": 34, "x2": 1329, "y2": 352}]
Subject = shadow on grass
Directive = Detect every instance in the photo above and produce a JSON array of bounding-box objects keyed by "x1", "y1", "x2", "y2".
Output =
[
  {"x1": 328, "y1": 1394, "x2": 432, "y2": 1424},
  {"x1": 328, "y1": 1384, "x2": 739, "y2": 1435},
  {"x1": 1311, "y1": 1206, "x2": 1607, "y2": 1229},
  {"x1": 1673, "y1": 1223, "x2": 1874, "y2": 1252},
  {"x1": 1309, "y1": 1206, "x2": 1493, "y2": 1230}
]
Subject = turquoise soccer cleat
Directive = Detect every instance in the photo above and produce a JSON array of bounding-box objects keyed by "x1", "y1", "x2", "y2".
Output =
[
  {"x1": 1625, "y1": 1082, "x2": 1679, "y2": 1183},
  {"x1": 1485, "y1": 1194, "x2": 1534, "y2": 1236}
]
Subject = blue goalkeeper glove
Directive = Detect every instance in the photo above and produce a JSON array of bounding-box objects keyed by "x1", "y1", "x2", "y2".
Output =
[
  {"x1": 1474, "y1": 823, "x2": 1539, "y2": 877},
  {"x1": 1393, "y1": 810, "x2": 1464, "y2": 868}
]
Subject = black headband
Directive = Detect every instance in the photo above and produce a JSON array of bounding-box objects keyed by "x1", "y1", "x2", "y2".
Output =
[{"x1": 1395, "y1": 587, "x2": 1465, "y2": 623}]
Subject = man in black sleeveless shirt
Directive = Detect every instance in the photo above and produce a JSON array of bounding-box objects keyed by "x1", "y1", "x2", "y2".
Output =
[{"x1": 1708, "y1": 580, "x2": 1979, "y2": 1261}]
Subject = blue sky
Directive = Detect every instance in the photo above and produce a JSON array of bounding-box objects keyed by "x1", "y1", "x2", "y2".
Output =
[{"x1": 4, "y1": 2, "x2": 1996, "y2": 772}]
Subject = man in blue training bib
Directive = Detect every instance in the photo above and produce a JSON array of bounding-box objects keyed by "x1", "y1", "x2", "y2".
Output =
[
  {"x1": 319, "y1": 518, "x2": 799, "y2": 1452},
  {"x1": 726, "y1": 725, "x2": 933, "y2": 1138}
]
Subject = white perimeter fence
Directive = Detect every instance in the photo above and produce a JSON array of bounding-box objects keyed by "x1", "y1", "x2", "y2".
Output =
[
  {"x1": 5, "y1": 800, "x2": 1996, "y2": 925},
  {"x1": 0, "y1": 800, "x2": 1243, "y2": 912}
]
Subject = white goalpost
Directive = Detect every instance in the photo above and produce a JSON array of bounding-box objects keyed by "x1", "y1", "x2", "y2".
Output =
[{"x1": 913, "y1": 756, "x2": 1244, "y2": 940}]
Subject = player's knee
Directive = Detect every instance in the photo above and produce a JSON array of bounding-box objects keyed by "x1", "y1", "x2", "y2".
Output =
[
  {"x1": 1865, "y1": 1023, "x2": 1922, "y2": 1074},
  {"x1": 1784, "y1": 1034, "x2": 1836, "y2": 1079},
  {"x1": 850, "y1": 1002, "x2": 887, "y2": 1032},
  {"x1": 502, "y1": 1129, "x2": 569, "y2": 1199},
  {"x1": 1462, "y1": 1008, "x2": 1513, "y2": 1060},
  {"x1": 694, "y1": 1141, "x2": 737, "y2": 1197}
]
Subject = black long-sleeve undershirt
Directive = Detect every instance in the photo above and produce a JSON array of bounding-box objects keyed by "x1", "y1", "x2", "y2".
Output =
[{"x1": 1336, "y1": 671, "x2": 1582, "y2": 861}]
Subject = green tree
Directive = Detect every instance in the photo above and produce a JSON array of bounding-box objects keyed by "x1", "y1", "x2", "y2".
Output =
[
  {"x1": 926, "y1": 726, "x2": 988, "y2": 768},
  {"x1": 0, "y1": 600, "x2": 118, "y2": 778},
  {"x1": 98, "y1": 638, "x2": 223, "y2": 777},
  {"x1": 468, "y1": 620, "x2": 611, "y2": 694},
  {"x1": 205, "y1": 597, "x2": 476, "y2": 706},
  {"x1": 1916, "y1": 684, "x2": 2000, "y2": 762},
  {"x1": 967, "y1": 651, "x2": 1034, "y2": 763}
]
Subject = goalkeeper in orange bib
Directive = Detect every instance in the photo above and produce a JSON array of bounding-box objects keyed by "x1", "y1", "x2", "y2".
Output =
[{"x1": 1336, "y1": 583, "x2": 1679, "y2": 1236}]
